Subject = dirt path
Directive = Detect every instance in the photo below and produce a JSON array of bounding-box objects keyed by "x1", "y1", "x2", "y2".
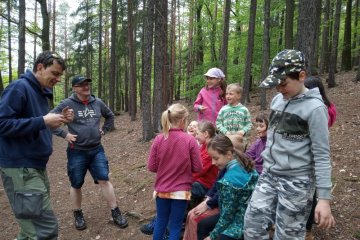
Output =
[{"x1": 0, "y1": 71, "x2": 359, "y2": 240}]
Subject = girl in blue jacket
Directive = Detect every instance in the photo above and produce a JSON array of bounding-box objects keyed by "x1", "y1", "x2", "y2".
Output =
[{"x1": 198, "y1": 134, "x2": 258, "y2": 240}]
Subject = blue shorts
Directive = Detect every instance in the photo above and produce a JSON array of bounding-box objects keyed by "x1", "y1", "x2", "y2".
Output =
[{"x1": 67, "y1": 145, "x2": 110, "y2": 189}]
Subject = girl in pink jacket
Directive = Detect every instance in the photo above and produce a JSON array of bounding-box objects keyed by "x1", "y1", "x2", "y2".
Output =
[{"x1": 194, "y1": 68, "x2": 227, "y2": 125}]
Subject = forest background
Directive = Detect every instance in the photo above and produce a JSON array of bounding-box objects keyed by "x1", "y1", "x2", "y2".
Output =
[
  {"x1": 0, "y1": 0, "x2": 360, "y2": 140},
  {"x1": 0, "y1": 1, "x2": 360, "y2": 239}
]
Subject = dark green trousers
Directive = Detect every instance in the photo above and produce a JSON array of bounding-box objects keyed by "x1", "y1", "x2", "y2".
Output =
[{"x1": 0, "y1": 168, "x2": 58, "y2": 240}]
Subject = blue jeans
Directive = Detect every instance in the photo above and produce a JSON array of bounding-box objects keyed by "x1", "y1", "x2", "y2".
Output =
[
  {"x1": 67, "y1": 145, "x2": 109, "y2": 189},
  {"x1": 154, "y1": 197, "x2": 187, "y2": 240}
]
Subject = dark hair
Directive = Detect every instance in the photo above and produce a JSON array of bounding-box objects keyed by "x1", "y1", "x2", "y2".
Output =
[
  {"x1": 198, "y1": 121, "x2": 216, "y2": 138},
  {"x1": 207, "y1": 134, "x2": 254, "y2": 172},
  {"x1": 256, "y1": 112, "x2": 269, "y2": 130},
  {"x1": 33, "y1": 51, "x2": 66, "y2": 72},
  {"x1": 304, "y1": 76, "x2": 331, "y2": 107}
]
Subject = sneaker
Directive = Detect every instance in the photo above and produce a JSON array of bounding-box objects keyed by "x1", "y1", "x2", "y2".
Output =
[
  {"x1": 111, "y1": 207, "x2": 128, "y2": 228},
  {"x1": 140, "y1": 216, "x2": 156, "y2": 235},
  {"x1": 73, "y1": 209, "x2": 87, "y2": 230}
]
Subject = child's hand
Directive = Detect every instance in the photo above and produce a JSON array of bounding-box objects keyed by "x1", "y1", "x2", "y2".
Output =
[
  {"x1": 315, "y1": 199, "x2": 336, "y2": 229},
  {"x1": 203, "y1": 237, "x2": 211, "y2": 240},
  {"x1": 198, "y1": 105, "x2": 208, "y2": 113},
  {"x1": 193, "y1": 200, "x2": 209, "y2": 215},
  {"x1": 237, "y1": 130, "x2": 245, "y2": 137}
]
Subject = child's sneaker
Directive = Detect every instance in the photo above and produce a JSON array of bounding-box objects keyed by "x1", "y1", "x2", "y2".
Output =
[
  {"x1": 140, "y1": 216, "x2": 156, "y2": 235},
  {"x1": 111, "y1": 207, "x2": 128, "y2": 229}
]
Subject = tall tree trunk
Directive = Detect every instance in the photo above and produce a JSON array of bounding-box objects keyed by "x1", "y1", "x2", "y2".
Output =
[
  {"x1": 219, "y1": 0, "x2": 231, "y2": 75},
  {"x1": 328, "y1": 0, "x2": 342, "y2": 88},
  {"x1": 313, "y1": 0, "x2": 322, "y2": 71},
  {"x1": 33, "y1": 2, "x2": 38, "y2": 63},
  {"x1": 18, "y1": 0, "x2": 26, "y2": 77},
  {"x1": 52, "y1": 0, "x2": 56, "y2": 51},
  {"x1": 320, "y1": 0, "x2": 331, "y2": 73},
  {"x1": 195, "y1": 1, "x2": 204, "y2": 66},
  {"x1": 109, "y1": 0, "x2": 118, "y2": 112},
  {"x1": 0, "y1": 71, "x2": 4, "y2": 95},
  {"x1": 7, "y1": 0, "x2": 12, "y2": 83},
  {"x1": 128, "y1": 0, "x2": 137, "y2": 120},
  {"x1": 241, "y1": 0, "x2": 257, "y2": 104},
  {"x1": 260, "y1": 0, "x2": 270, "y2": 110},
  {"x1": 278, "y1": 10, "x2": 284, "y2": 51},
  {"x1": 169, "y1": 0, "x2": 177, "y2": 104},
  {"x1": 233, "y1": 0, "x2": 241, "y2": 65},
  {"x1": 153, "y1": 0, "x2": 168, "y2": 132},
  {"x1": 352, "y1": 0, "x2": 359, "y2": 67},
  {"x1": 341, "y1": 0, "x2": 352, "y2": 70},
  {"x1": 296, "y1": 0, "x2": 317, "y2": 76},
  {"x1": 205, "y1": 1, "x2": 218, "y2": 63},
  {"x1": 285, "y1": 0, "x2": 294, "y2": 49},
  {"x1": 36, "y1": 0, "x2": 50, "y2": 51},
  {"x1": 98, "y1": 0, "x2": 103, "y2": 98},
  {"x1": 85, "y1": 0, "x2": 90, "y2": 77},
  {"x1": 186, "y1": 0, "x2": 194, "y2": 102},
  {"x1": 175, "y1": 0, "x2": 182, "y2": 101},
  {"x1": 141, "y1": 0, "x2": 155, "y2": 141}
]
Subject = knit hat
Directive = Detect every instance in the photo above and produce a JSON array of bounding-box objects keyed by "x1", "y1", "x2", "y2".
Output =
[
  {"x1": 260, "y1": 49, "x2": 306, "y2": 88},
  {"x1": 204, "y1": 68, "x2": 225, "y2": 78},
  {"x1": 72, "y1": 76, "x2": 92, "y2": 86}
]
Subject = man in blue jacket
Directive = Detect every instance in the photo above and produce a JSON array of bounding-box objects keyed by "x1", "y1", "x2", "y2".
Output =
[{"x1": 0, "y1": 51, "x2": 72, "y2": 240}]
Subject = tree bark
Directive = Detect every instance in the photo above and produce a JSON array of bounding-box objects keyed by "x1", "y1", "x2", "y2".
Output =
[
  {"x1": 285, "y1": 0, "x2": 294, "y2": 49},
  {"x1": 320, "y1": 0, "x2": 331, "y2": 73},
  {"x1": 219, "y1": 0, "x2": 231, "y2": 75},
  {"x1": 18, "y1": 0, "x2": 26, "y2": 77},
  {"x1": 7, "y1": 0, "x2": 13, "y2": 83},
  {"x1": 52, "y1": 0, "x2": 56, "y2": 51},
  {"x1": 169, "y1": 0, "x2": 177, "y2": 104},
  {"x1": 128, "y1": 0, "x2": 137, "y2": 120},
  {"x1": 296, "y1": 0, "x2": 317, "y2": 76},
  {"x1": 341, "y1": 0, "x2": 352, "y2": 70},
  {"x1": 98, "y1": 0, "x2": 103, "y2": 99},
  {"x1": 195, "y1": 1, "x2": 204, "y2": 66},
  {"x1": 352, "y1": 0, "x2": 359, "y2": 68},
  {"x1": 36, "y1": 0, "x2": 50, "y2": 51},
  {"x1": 328, "y1": 0, "x2": 342, "y2": 88},
  {"x1": 109, "y1": 0, "x2": 118, "y2": 112},
  {"x1": 141, "y1": 0, "x2": 155, "y2": 141},
  {"x1": 153, "y1": 0, "x2": 168, "y2": 132},
  {"x1": 241, "y1": 0, "x2": 257, "y2": 104},
  {"x1": 260, "y1": 0, "x2": 270, "y2": 110}
]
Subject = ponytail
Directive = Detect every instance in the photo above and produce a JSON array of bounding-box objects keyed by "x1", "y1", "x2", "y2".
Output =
[{"x1": 161, "y1": 103, "x2": 189, "y2": 138}]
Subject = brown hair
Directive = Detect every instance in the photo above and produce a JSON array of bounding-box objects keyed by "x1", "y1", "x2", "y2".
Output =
[
  {"x1": 198, "y1": 121, "x2": 216, "y2": 138},
  {"x1": 226, "y1": 83, "x2": 243, "y2": 95},
  {"x1": 207, "y1": 134, "x2": 254, "y2": 172},
  {"x1": 255, "y1": 112, "x2": 269, "y2": 130}
]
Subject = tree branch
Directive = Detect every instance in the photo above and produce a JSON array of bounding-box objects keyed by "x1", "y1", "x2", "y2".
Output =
[{"x1": 0, "y1": 13, "x2": 42, "y2": 38}]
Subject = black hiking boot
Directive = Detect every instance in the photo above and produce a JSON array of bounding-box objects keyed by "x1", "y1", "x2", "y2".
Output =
[
  {"x1": 111, "y1": 207, "x2": 128, "y2": 228},
  {"x1": 73, "y1": 209, "x2": 87, "y2": 230}
]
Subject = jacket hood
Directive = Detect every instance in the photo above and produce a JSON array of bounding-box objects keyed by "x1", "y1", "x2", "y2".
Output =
[
  {"x1": 69, "y1": 93, "x2": 97, "y2": 103},
  {"x1": 21, "y1": 70, "x2": 53, "y2": 97}
]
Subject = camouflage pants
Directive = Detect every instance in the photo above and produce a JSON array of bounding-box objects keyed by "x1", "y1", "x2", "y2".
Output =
[
  {"x1": 244, "y1": 171, "x2": 315, "y2": 240},
  {"x1": 0, "y1": 168, "x2": 58, "y2": 240}
]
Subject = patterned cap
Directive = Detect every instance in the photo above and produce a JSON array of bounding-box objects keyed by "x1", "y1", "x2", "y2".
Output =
[
  {"x1": 260, "y1": 49, "x2": 306, "y2": 88},
  {"x1": 204, "y1": 68, "x2": 225, "y2": 78}
]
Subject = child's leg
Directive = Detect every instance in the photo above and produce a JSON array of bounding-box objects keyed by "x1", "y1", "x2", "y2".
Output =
[
  {"x1": 197, "y1": 213, "x2": 220, "y2": 240},
  {"x1": 244, "y1": 172, "x2": 278, "y2": 239},
  {"x1": 274, "y1": 175, "x2": 315, "y2": 239},
  {"x1": 154, "y1": 197, "x2": 171, "y2": 240},
  {"x1": 168, "y1": 199, "x2": 188, "y2": 240}
]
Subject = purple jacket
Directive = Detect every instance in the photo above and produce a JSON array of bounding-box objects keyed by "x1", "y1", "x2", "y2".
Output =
[
  {"x1": 245, "y1": 137, "x2": 267, "y2": 174},
  {"x1": 194, "y1": 86, "x2": 226, "y2": 125}
]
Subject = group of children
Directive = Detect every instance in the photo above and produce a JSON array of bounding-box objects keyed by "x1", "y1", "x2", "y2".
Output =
[{"x1": 144, "y1": 49, "x2": 336, "y2": 240}]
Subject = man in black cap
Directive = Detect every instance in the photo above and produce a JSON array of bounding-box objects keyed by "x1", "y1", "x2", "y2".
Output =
[{"x1": 52, "y1": 75, "x2": 128, "y2": 230}]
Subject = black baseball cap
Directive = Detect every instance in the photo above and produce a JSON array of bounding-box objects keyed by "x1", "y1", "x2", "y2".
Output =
[{"x1": 72, "y1": 76, "x2": 92, "y2": 86}]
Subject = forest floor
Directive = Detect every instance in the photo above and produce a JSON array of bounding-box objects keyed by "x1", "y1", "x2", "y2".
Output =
[{"x1": 0, "y1": 70, "x2": 359, "y2": 240}]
